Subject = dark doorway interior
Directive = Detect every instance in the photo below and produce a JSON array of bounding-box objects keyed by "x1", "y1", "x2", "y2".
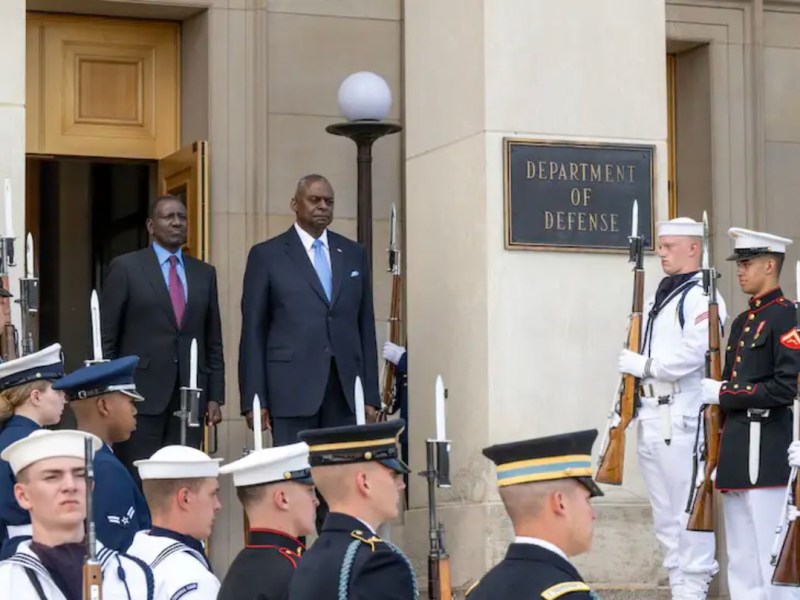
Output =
[{"x1": 29, "y1": 157, "x2": 155, "y2": 372}]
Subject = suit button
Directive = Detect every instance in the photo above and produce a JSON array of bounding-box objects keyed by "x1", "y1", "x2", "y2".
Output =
[
  {"x1": 173, "y1": 357, "x2": 178, "y2": 363},
  {"x1": 323, "y1": 347, "x2": 330, "y2": 353}
]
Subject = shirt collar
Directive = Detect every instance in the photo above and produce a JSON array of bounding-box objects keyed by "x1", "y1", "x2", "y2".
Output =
[
  {"x1": 150, "y1": 526, "x2": 206, "y2": 557},
  {"x1": 152, "y1": 241, "x2": 184, "y2": 266},
  {"x1": 293, "y1": 222, "x2": 328, "y2": 253},
  {"x1": 513, "y1": 536, "x2": 569, "y2": 562}
]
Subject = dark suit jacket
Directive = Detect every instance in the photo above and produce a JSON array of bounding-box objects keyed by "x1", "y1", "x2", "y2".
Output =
[
  {"x1": 100, "y1": 246, "x2": 225, "y2": 416},
  {"x1": 238, "y1": 227, "x2": 379, "y2": 417}
]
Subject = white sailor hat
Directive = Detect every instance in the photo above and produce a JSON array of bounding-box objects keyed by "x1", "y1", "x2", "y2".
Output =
[
  {"x1": 219, "y1": 442, "x2": 312, "y2": 488},
  {"x1": 657, "y1": 217, "x2": 703, "y2": 238},
  {"x1": 134, "y1": 445, "x2": 222, "y2": 480},
  {"x1": 727, "y1": 227, "x2": 793, "y2": 261},
  {"x1": 0, "y1": 429, "x2": 102, "y2": 476},
  {"x1": 0, "y1": 344, "x2": 64, "y2": 392}
]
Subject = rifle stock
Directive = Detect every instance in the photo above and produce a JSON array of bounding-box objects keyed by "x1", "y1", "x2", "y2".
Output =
[
  {"x1": 429, "y1": 554, "x2": 452, "y2": 600},
  {"x1": 687, "y1": 301, "x2": 722, "y2": 532},
  {"x1": 773, "y1": 477, "x2": 800, "y2": 586},
  {"x1": 83, "y1": 436, "x2": 102, "y2": 600},
  {"x1": 596, "y1": 268, "x2": 643, "y2": 486}
]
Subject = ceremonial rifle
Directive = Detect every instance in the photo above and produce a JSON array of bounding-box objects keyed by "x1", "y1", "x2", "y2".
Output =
[
  {"x1": 83, "y1": 435, "x2": 102, "y2": 600},
  {"x1": 0, "y1": 179, "x2": 18, "y2": 361},
  {"x1": 175, "y1": 338, "x2": 201, "y2": 446},
  {"x1": 420, "y1": 376, "x2": 453, "y2": 600},
  {"x1": 241, "y1": 393, "x2": 265, "y2": 544},
  {"x1": 17, "y1": 233, "x2": 38, "y2": 355},
  {"x1": 378, "y1": 204, "x2": 402, "y2": 421},
  {"x1": 596, "y1": 200, "x2": 644, "y2": 485},
  {"x1": 769, "y1": 261, "x2": 800, "y2": 585},
  {"x1": 687, "y1": 211, "x2": 723, "y2": 531}
]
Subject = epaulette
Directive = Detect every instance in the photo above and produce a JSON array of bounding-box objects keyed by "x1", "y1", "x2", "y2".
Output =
[
  {"x1": 541, "y1": 581, "x2": 591, "y2": 599},
  {"x1": 350, "y1": 530, "x2": 383, "y2": 552},
  {"x1": 464, "y1": 578, "x2": 481, "y2": 596}
]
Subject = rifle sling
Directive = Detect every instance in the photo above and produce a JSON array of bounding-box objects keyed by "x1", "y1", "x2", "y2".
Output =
[{"x1": 24, "y1": 567, "x2": 48, "y2": 600}]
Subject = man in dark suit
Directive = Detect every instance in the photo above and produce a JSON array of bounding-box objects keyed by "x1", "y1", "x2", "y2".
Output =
[
  {"x1": 100, "y1": 195, "x2": 225, "y2": 478},
  {"x1": 239, "y1": 174, "x2": 379, "y2": 446}
]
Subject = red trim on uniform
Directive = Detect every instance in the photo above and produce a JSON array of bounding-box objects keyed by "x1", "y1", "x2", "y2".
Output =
[
  {"x1": 278, "y1": 547, "x2": 299, "y2": 568},
  {"x1": 246, "y1": 528, "x2": 306, "y2": 550},
  {"x1": 720, "y1": 385, "x2": 757, "y2": 396},
  {"x1": 716, "y1": 484, "x2": 786, "y2": 492}
]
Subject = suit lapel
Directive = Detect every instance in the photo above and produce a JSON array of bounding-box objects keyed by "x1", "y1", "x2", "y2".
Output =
[
  {"x1": 283, "y1": 228, "x2": 329, "y2": 305},
  {"x1": 182, "y1": 256, "x2": 202, "y2": 328},
  {"x1": 142, "y1": 247, "x2": 179, "y2": 330},
  {"x1": 329, "y1": 234, "x2": 344, "y2": 307}
]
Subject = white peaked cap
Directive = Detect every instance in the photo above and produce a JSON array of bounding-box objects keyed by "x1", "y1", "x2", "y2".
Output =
[
  {"x1": 219, "y1": 442, "x2": 311, "y2": 488},
  {"x1": 728, "y1": 228, "x2": 793, "y2": 255},
  {"x1": 134, "y1": 445, "x2": 222, "y2": 480},
  {"x1": 0, "y1": 429, "x2": 102, "y2": 475},
  {"x1": 0, "y1": 343, "x2": 64, "y2": 391},
  {"x1": 657, "y1": 217, "x2": 703, "y2": 238}
]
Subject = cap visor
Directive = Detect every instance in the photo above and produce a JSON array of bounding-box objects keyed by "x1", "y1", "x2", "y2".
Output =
[
  {"x1": 120, "y1": 389, "x2": 145, "y2": 402},
  {"x1": 578, "y1": 477, "x2": 604, "y2": 498},
  {"x1": 380, "y1": 457, "x2": 410, "y2": 475}
]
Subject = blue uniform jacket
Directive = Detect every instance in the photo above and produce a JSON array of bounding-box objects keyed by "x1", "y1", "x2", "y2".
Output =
[
  {"x1": 0, "y1": 415, "x2": 38, "y2": 559},
  {"x1": 93, "y1": 444, "x2": 151, "y2": 551}
]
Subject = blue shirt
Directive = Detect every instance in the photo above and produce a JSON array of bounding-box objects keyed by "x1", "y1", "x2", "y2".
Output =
[
  {"x1": 93, "y1": 444, "x2": 151, "y2": 552},
  {"x1": 152, "y1": 242, "x2": 188, "y2": 300},
  {"x1": 0, "y1": 415, "x2": 39, "y2": 559}
]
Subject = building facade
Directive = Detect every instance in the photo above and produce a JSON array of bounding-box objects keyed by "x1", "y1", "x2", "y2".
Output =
[{"x1": 1, "y1": 0, "x2": 800, "y2": 596}]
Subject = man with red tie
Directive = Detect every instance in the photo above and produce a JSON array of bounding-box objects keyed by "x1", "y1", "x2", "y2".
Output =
[{"x1": 101, "y1": 195, "x2": 225, "y2": 481}]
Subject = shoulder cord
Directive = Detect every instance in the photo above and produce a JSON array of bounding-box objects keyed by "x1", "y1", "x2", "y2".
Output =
[{"x1": 337, "y1": 539, "x2": 419, "y2": 600}]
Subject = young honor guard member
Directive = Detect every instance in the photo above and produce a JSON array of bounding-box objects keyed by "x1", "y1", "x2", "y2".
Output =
[
  {"x1": 0, "y1": 429, "x2": 154, "y2": 599},
  {"x1": 466, "y1": 430, "x2": 602, "y2": 600},
  {"x1": 701, "y1": 228, "x2": 800, "y2": 600},
  {"x1": 127, "y1": 445, "x2": 223, "y2": 599},
  {"x1": 616, "y1": 217, "x2": 726, "y2": 598},
  {"x1": 218, "y1": 442, "x2": 318, "y2": 600},
  {"x1": 53, "y1": 356, "x2": 151, "y2": 552},
  {"x1": 0, "y1": 344, "x2": 66, "y2": 559},
  {"x1": 288, "y1": 420, "x2": 417, "y2": 600}
]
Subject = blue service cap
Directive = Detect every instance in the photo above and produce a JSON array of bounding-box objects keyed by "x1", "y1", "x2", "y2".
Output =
[
  {"x1": 53, "y1": 356, "x2": 144, "y2": 402},
  {"x1": 0, "y1": 344, "x2": 64, "y2": 392},
  {"x1": 298, "y1": 419, "x2": 410, "y2": 475}
]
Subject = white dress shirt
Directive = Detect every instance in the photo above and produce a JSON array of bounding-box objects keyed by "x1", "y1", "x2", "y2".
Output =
[
  {"x1": 514, "y1": 536, "x2": 569, "y2": 562},
  {"x1": 294, "y1": 223, "x2": 331, "y2": 269}
]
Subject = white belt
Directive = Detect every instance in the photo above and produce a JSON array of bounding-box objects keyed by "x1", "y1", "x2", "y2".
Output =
[
  {"x1": 6, "y1": 524, "x2": 32, "y2": 538},
  {"x1": 639, "y1": 380, "x2": 699, "y2": 445}
]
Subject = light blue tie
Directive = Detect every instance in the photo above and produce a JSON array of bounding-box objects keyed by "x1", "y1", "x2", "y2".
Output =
[{"x1": 312, "y1": 238, "x2": 332, "y2": 301}]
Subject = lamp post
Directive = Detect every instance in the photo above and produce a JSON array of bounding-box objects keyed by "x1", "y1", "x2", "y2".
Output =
[{"x1": 326, "y1": 72, "x2": 402, "y2": 267}]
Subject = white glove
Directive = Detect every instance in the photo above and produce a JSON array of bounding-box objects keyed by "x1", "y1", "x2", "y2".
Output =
[
  {"x1": 382, "y1": 341, "x2": 406, "y2": 366},
  {"x1": 695, "y1": 465, "x2": 717, "y2": 488},
  {"x1": 788, "y1": 441, "x2": 800, "y2": 468},
  {"x1": 700, "y1": 378, "x2": 723, "y2": 405},
  {"x1": 617, "y1": 349, "x2": 650, "y2": 378}
]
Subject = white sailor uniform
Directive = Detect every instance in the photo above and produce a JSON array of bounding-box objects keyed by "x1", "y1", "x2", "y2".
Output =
[
  {"x1": 127, "y1": 530, "x2": 220, "y2": 600},
  {"x1": 634, "y1": 270, "x2": 727, "y2": 597},
  {"x1": 0, "y1": 539, "x2": 154, "y2": 600}
]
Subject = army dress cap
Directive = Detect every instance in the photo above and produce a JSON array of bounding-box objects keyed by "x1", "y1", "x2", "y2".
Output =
[
  {"x1": 53, "y1": 355, "x2": 144, "y2": 402},
  {"x1": 482, "y1": 429, "x2": 603, "y2": 498},
  {"x1": 1, "y1": 429, "x2": 102, "y2": 476},
  {"x1": 0, "y1": 343, "x2": 64, "y2": 392},
  {"x1": 298, "y1": 419, "x2": 410, "y2": 475},
  {"x1": 726, "y1": 227, "x2": 792, "y2": 261},
  {"x1": 134, "y1": 445, "x2": 222, "y2": 480},
  {"x1": 657, "y1": 217, "x2": 703, "y2": 238},
  {"x1": 219, "y1": 442, "x2": 313, "y2": 487}
]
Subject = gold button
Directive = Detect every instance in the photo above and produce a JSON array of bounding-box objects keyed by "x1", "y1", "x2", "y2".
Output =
[
  {"x1": 364, "y1": 451, "x2": 373, "y2": 460},
  {"x1": 747, "y1": 385, "x2": 753, "y2": 391},
  {"x1": 283, "y1": 471, "x2": 291, "y2": 480},
  {"x1": 736, "y1": 357, "x2": 742, "y2": 363},
  {"x1": 727, "y1": 346, "x2": 732, "y2": 351},
  {"x1": 744, "y1": 327, "x2": 750, "y2": 333},
  {"x1": 734, "y1": 384, "x2": 739, "y2": 389},
  {"x1": 749, "y1": 314, "x2": 756, "y2": 320},
  {"x1": 751, "y1": 343, "x2": 756, "y2": 348},
  {"x1": 740, "y1": 341, "x2": 745, "y2": 347},
  {"x1": 755, "y1": 299, "x2": 762, "y2": 307},
  {"x1": 733, "y1": 370, "x2": 738, "y2": 378}
]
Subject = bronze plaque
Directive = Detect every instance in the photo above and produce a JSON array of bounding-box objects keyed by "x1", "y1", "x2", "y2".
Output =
[{"x1": 504, "y1": 139, "x2": 655, "y2": 252}]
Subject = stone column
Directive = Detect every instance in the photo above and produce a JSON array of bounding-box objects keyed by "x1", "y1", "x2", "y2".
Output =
[{"x1": 404, "y1": 0, "x2": 670, "y2": 591}]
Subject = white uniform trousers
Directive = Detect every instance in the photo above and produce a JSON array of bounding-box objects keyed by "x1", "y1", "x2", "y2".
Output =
[
  {"x1": 637, "y1": 415, "x2": 718, "y2": 588},
  {"x1": 723, "y1": 488, "x2": 800, "y2": 600}
]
